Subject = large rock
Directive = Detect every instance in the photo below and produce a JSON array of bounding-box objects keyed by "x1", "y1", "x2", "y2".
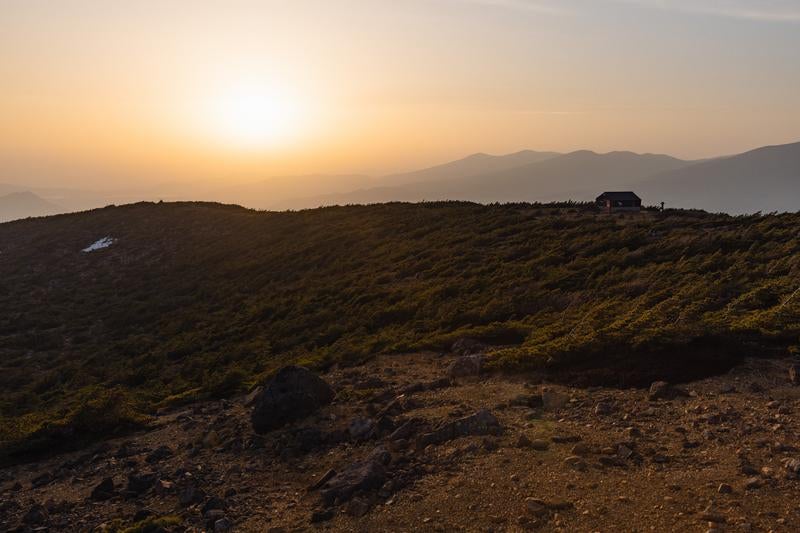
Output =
[
  {"x1": 448, "y1": 355, "x2": 485, "y2": 379},
  {"x1": 89, "y1": 477, "x2": 115, "y2": 501},
  {"x1": 647, "y1": 381, "x2": 688, "y2": 401},
  {"x1": 251, "y1": 366, "x2": 335, "y2": 434},
  {"x1": 319, "y1": 459, "x2": 387, "y2": 505}
]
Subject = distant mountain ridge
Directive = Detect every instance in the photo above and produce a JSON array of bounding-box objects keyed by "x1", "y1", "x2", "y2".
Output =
[
  {"x1": 637, "y1": 142, "x2": 800, "y2": 214},
  {"x1": 280, "y1": 149, "x2": 692, "y2": 209},
  {"x1": 0, "y1": 191, "x2": 61, "y2": 223},
  {"x1": 2, "y1": 141, "x2": 799, "y2": 220}
]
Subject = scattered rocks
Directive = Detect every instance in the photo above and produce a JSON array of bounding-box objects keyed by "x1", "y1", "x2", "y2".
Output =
[{"x1": 251, "y1": 366, "x2": 335, "y2": 434}]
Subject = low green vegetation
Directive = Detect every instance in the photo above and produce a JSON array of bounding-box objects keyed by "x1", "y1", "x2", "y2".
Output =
[{"x1": 1, "y1": 201, "x2": 799, "y2": 462}]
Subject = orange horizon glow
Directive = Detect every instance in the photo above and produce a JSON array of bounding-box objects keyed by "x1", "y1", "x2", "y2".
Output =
[{"x1": 1, "y1": 1, "x2": 799, "y2": 189}]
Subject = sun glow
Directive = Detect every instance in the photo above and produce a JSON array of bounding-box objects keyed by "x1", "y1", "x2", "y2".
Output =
[{"x1": 206, "y1": 82, "x2": 304, "y2": 150}]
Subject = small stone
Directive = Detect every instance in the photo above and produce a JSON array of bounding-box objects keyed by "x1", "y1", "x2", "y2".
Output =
[
  {"x1": 625, "y1": 427, "x2": 641, "y2": 438},
  {"x1": 214, "y1": 517, "x2": 233, "y2": 532},
  {"x1": 571, "y1": 443, "x2": 591, "y2": 456},
  {"x1": 594, "y1": 402, "x2": 614, "y2": 416},
  {"x1": 529, "y1": 439, "x2": 550, "y2": 451},
  {"x1": 564, "y1": 456, "x2": 587, "y2": 471},
  {"x1": 525, "y1": 497, "x2": 548, "y2": 517},
  {"x1": 744, "y1": 477, "x2": 761, "y2": 490},
  {"x1": 205, "y1": 509, "x2": 226, "y2": 520},
  {"x1": 310, "y1": 508, "x2": 335, "y2": 523},
  {"x1": 617, "y1": 445, "x2": 633, "y2": 460},
  {"x1": 89, "y1": 477, "x2": 115, "y2": 501},
  {"x1": 789, "y1": 364, "x2": 800, "y2": 385},
  {"x1": 516, "y1": 434, "x2": 532, "y2": 448},
  {"x1": 717, "y1": 483, "x2": 733, "y2": 494}
]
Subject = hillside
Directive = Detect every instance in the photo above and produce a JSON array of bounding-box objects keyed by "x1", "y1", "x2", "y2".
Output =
[
  {"x1": 0, "y1": 191, "x2": 61, "y2": 222},
  {"x1": 1, "y1": 201, "x2": 800, "y2": 466},
  {"x1": 637, "y1": 142, "x2": 800, "y2": 214}
]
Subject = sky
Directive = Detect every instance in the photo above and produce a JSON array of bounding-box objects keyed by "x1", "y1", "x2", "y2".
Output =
[{"x1": 1, "y1": 0, "x2": 799, "y2": 189}]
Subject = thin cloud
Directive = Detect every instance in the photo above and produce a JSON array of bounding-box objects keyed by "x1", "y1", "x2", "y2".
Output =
[
  {"x1": 614, "y1": 0, "x2": 800, "y2": 22},
  {"x1": 448, "y1": 0, "x2": 800, "y2": 21},
  {"x1": 447, "y1": 0, "x2": 574, "y2": 15}
]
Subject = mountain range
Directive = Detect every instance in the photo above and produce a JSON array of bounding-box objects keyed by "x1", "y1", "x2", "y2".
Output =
[
  {"x1": 0, "y1": 191, "x2": 60, "y2": 223},
  {"x1": 1, "y1": 141, "x2": 798, "y2": 221}
]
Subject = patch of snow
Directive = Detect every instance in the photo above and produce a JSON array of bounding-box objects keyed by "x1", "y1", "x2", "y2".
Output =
[{"x1": 82, "y1": 236, "x2": 115, "y2": 253}]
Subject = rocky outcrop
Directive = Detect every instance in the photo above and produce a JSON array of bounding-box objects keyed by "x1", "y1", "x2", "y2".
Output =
[
  {"x1": 251, "y1": 366, "x2": 335, "y2": 434},
  {"x1": 415, "y1": 409, "x2": 502, "y2": 449},
  {"x1": 319, "y1": 458, "x2": 387, "y2": 505}
]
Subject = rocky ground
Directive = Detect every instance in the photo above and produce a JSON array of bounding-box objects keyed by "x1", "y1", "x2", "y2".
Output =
[{"x1": 4, "y1": 345, "x2": 800, "y2": 532}]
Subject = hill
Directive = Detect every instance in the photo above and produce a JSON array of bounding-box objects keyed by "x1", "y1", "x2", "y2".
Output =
[
  {"x1": 0, "y1": 191, "x2": 61, "y2": 222},
  {"x1": 1, "y1": 201, "x2": 799, "y2": 464},
  {"x1": 636, "y1": 142, "x2": 800, "y2": 214}
]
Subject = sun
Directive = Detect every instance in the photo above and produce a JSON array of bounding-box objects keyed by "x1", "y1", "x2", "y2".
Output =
[{"x1": 208, "y1": 82, "x2": 302, "y2": 149}]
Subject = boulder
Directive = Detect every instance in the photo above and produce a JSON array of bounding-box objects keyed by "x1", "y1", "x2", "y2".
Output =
[
  {"x1": 126, "y1": 472, "x2": 157, "y2": 496},
  {"x1": 89, "y1": 477, "x2": 115, "y2": 501},
  {"x1": 647, "y1": 381, "x2": 688, "y2": 401},
  {"x1": 541, "y1": 388, "x2": 569, "y2": 410},
  {"x1": 348, "y1": 417, "x2": 376, "y2": 442},
  {"x1": 448, "y1": 355, "x2": 485, "y2": 379},
  {"x1": 251, "y1": 366, "x2": 335, "y2": 434}
]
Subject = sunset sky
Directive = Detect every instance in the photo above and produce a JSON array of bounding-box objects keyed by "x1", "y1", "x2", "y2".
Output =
[{"x1": 2, "y1": 0, "x2": 799, "y2": 188}]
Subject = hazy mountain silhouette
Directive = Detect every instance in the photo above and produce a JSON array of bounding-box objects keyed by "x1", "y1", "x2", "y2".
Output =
[
  {"x1": 636, "y1": 142, "x2": 800, "y2": 214},
  {"x1": 384, "y1": 150, "x2": 561, "y2": 185},
  {"x1": 210, "y1": 174, "x2": 373, "y2": 210},
  {"x1": 2, "y1": 142, "x2": 798, "y2": 218},
  {"x1": 283, "y1": 150, "x2": 691, "y2": 208},
  {"x1": 0, "y1": 191, "x2": 61, "y2": 222}
]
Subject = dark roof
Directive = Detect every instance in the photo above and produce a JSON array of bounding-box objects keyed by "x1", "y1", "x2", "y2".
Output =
[{"x1": 596, "y1": 191, "x2": 641, "y2": 201}]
